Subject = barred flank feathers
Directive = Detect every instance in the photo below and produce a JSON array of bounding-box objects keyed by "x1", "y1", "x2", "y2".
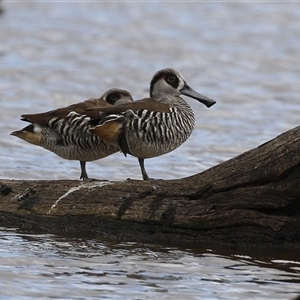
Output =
[
  {"x1": 40, "y1": 111, "x2": 119, "y2": 161},
  {"x1": 128, "y1": 104, "x2": 194, "y2": 147}
]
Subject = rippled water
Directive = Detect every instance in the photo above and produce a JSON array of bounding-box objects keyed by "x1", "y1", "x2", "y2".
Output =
[
  {"x1": 1, "y1": 1, "x2": 300, "y2": 180},
  {"x1": 1, "y1": 2, "x2": 300, "y2": 299},
  {"x1": 0, "y1": 228, "x2": 300, "y2": 300}
]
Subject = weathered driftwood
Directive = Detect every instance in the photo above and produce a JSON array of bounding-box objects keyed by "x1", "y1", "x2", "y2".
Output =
[{"x1": 1, "y1": 126, "x2": 300, "y2": 248}]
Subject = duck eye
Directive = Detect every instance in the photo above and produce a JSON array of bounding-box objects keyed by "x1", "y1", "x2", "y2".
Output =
[
  {"x1": 167, "y1": 75, "x2": 176, "y2": 83},
  {"x1": 107, "y1": 93, "x2": 119, "y2": 103}
]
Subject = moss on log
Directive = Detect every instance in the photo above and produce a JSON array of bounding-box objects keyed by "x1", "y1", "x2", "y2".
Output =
[{"x1": 1, "y1": 126, "x2": 300, "y2": 248}]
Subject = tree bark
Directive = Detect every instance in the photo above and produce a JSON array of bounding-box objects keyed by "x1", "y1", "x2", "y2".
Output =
[{"x1": 1, "y1": 126, "x2": 300, "y2": 248}]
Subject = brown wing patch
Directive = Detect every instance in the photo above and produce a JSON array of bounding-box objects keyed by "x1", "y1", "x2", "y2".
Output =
[
  {"x1": 22, "y1": 108, "x2": 69, "y2": 126},
  {"x1": 89, "y1": 121, "x2": 122, "y2": 144},
  {"x1": 87, "y1": 98, "x2": 171, "y2": 115},
  {"x1": 21, "y1": 98, "x2": 110, "y2": 125},
  {"x1": 79, "y1": 98, "x2": 110, "y2": 110}
]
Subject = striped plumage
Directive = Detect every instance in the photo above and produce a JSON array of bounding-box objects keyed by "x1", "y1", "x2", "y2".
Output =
[
  {"x1": 123, "y1": 102, "x2": 195, "y2": 158},
  {"x1": 89, "y1": 68, "x2": 216, "y2": 180},
  {"x1": 10, "y1": 88, "x2": 133, "y2": 180},
  {"x1": 38, "y1": 111, "x2": 118, "y2": 161}
]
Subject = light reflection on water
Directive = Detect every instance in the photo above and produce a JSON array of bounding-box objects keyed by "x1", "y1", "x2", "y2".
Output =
[
  {"x1": 1, "y1": 2, "x2": 300, "y2": 299},
  {"x1": 0, "y1": 228, "x2": 299, "y2": 300}
]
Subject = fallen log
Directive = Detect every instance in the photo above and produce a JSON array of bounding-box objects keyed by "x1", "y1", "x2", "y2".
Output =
[{"x1": 1, "y1": 126, "x2": 300, "y2": 249}]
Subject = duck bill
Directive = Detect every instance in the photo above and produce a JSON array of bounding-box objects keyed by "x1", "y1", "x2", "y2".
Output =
[{"x1": 180, "y1": 85, "x2": 216, "y2": 108}]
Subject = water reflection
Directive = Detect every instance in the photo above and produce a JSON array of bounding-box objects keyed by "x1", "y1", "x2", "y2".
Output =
[{"x1": 0, "y1": 228, "x2": 299, "y2": 299}]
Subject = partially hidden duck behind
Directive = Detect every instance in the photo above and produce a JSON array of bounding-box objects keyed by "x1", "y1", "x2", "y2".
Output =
[{"x1": 11, "y1": 88, "x2": 133, "y2": 180}]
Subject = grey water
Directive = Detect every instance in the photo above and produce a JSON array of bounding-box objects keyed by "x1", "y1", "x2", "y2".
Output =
[
  {"x1": 1, "y1": 228, "x2": 300, "y2": 300},
  {"x1": 0, "y1": 1, "x2": 300, "y2": 299}
]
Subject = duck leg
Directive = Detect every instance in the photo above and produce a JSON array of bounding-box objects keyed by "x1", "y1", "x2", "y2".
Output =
[
  {"x1": 79, "y1": 161, "x2": 89, "y2": 180},
  {"x1": 138, "y1": 158, "x2": 150, "y2": 180}
]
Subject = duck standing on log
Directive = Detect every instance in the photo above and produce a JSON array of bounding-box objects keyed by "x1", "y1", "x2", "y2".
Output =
[
  {"x1": 89, "y1": 68, "x2": 216, "y2": 180},
  {"x1": 10, "y1": 88, "x2": 133, "y2": 180}
]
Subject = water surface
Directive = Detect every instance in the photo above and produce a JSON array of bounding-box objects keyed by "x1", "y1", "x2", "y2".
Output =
[
  {"x1": 1, "y1": 1, "x2": 299, "y2": 180},
  {"x1": 0, "y1": 228, "x2": 300, "y2": 300}
]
